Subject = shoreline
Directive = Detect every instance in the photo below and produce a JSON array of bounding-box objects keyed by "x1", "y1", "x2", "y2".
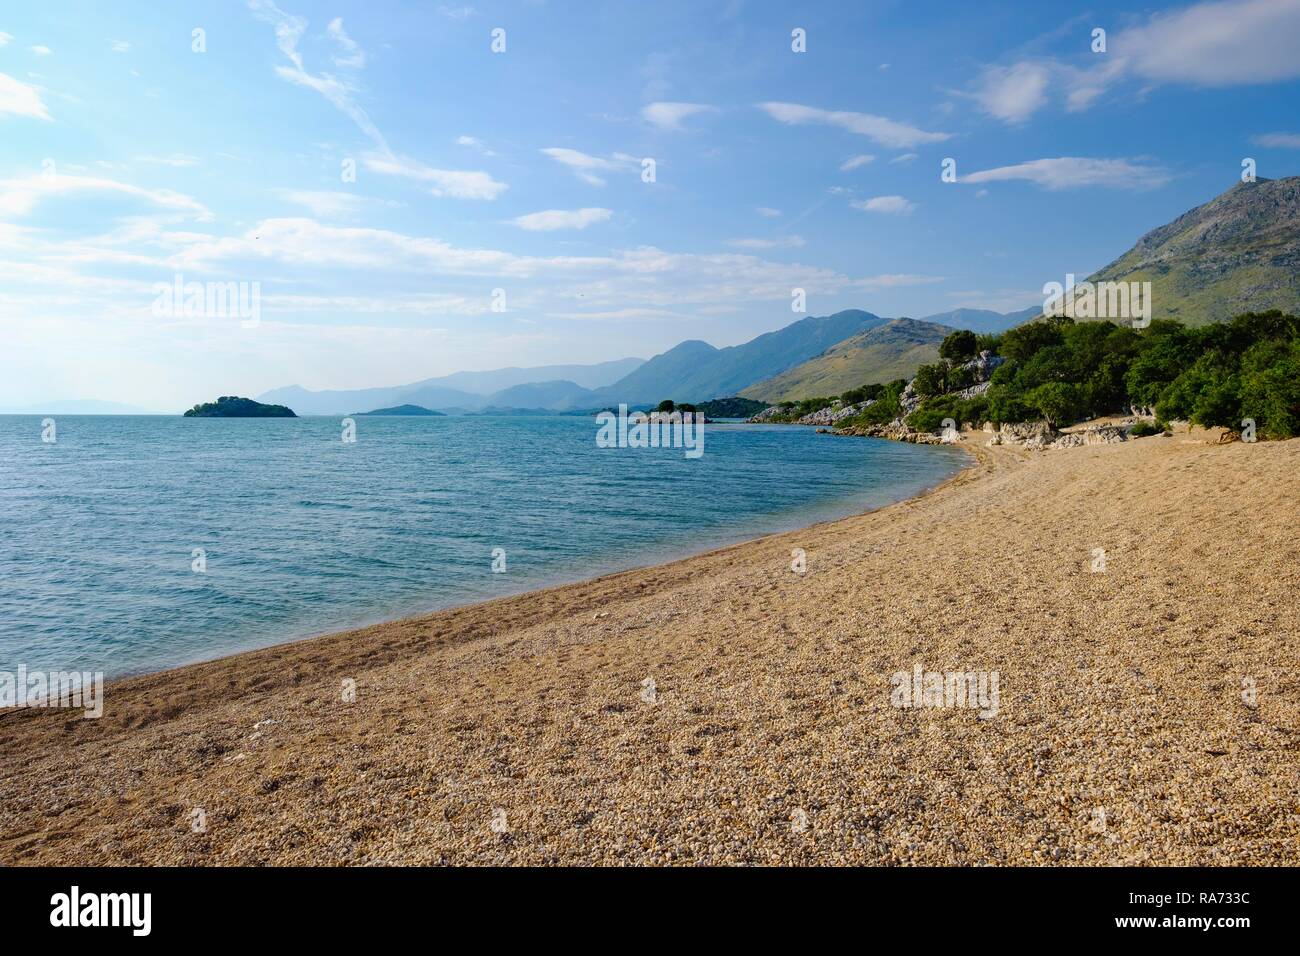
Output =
[
  {"x1": 31, "y1": 437, "x2": 987, "y2": 691},
  {"x1": 3, "y1": 433, "x2": 1297, "y2": 865}
]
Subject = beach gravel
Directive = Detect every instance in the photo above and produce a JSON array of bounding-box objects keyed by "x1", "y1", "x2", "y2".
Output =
[{"x1": 1, "y1": 435, "x2": 1297, "y2": 865}]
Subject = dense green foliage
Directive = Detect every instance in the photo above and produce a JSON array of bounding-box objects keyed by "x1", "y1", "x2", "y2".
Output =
[
  {"x1": 970, "y1": 311, "x2": 1300, "y2": 437},
  {"x1": 183, "y1": 396, "x2": 297, "y2": 417},
  {"x1": 764, "y1": 313, "x2": 1300, "y2": 439},
  {"x1": 692, "y1": 396, "x2": 767, "y2": 418}
]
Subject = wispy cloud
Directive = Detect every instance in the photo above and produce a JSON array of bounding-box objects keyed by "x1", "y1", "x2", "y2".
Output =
[
  {"x1": 959, "y1": 61, "x2": 1051, "y2": 124},
  {"x1": 726, "y1": 235, "x2": 806, "y2": 249},
  {"x1": 108, "y1": 38, "x2": 131, "y2": 54},
  {"x1": 456, "y1": 135, "x2": 496, "y2": 156},
  {"x1": 755, "y1": 207, "x2": 781, "y2": 217},
  {"x1": 30, "y1": 45, "x2": 51, "y2": 56},
  {"x1": 247, "y1": 0, "x2": 388, "y2": 151},
  {"x1": 0, "y1": 174, "x2": 211, "y2": 219},
  {"x1": 135, "y1": 153, "x2": 200, "y2": 167},
  {"x1": 1251, "y1": 131, "x2": 1300, "y2": 149},
  {"x1": 540, "y1": 147, "x2": 637, "y2": 186},
  {"x1": 961, "y1": 157, "x2": 1170, "y2": 190},
  {"x1": 641, "y1": 101, "x2": 715, "y2": 130},
  {"x1": 326, "y1": 17, "x2": 365, "y2": 69},
  {"x1": 0, "y1": 32, "x2": 12, "y2": 47},
  {"x1": 962, "y1": 0, "x2": 1300, "y2": 123},
  {"x1": 363, "y1": 152, "x2": 508, "y2": 200},
  {"x1": 0, "y1": 73, "x2": 51, "y2": 120},
  {"x1": 850, "y1": 195, "x2": 916, "y2": 215},
  {"x1": 758, "y1": 101, "x2": 950, "y2": 149},
  {"x1": 511, "y1": 208, "x2": 613, "y2": 231},
  {"x1": 437, "y1": 5, "x2": 476, "y2": 20},
  {"x1": 854, "y1": 273, "x2": 945, "y2": 290},
  {"x1": 279, "y1": 189, "x2": 396, "y2": 218},
  {"x1": 839, "y1": 154, "x2": 875, "y2": 171}
]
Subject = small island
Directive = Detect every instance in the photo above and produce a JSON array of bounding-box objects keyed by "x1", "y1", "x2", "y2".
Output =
[
  {"x1": 355, "y1": 404, "x2": 445, "y2": 416},
  {"x1": 183, "y1": 396, "x2": 297, "y2": 417}
]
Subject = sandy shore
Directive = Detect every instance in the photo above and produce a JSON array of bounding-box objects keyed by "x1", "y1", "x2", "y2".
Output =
[{"x1": 2, "y1": 432, "x2": 1298, "y2": 865}]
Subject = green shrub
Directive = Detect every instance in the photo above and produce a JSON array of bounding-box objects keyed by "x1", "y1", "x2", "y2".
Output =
[{"x1": 938, "y1": 329, "x2": 978, "y2": 363}]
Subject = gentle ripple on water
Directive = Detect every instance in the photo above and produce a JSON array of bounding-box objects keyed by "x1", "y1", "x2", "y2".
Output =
[{"x1": 0, "y1": 414, "x2": 966, "y2": 677}]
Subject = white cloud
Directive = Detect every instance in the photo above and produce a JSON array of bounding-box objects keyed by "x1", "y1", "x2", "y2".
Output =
[
  {"x1": 456, "y1": 134, "x2": 496, "y2": 156},
  {"x1": 363, "y1": 152, "x2": 508, "y2": 200},
  {"x1": 540, "y1": 147, "x2": 636, "y2": 186},
  {"x1": 758, "y1": 101, "x2": 950, "y2": 148},
  {"x1": 279, "y1": 189, "x2": 397, "y2": 218},
  {"x1": 850, "y1": 195, "x2": 915, "y2": 215},
  {"x1": 853, "y1": 273, "x2": 945, "y2": 290},
  {"x1": 326, "y1": 17, "x2": 365, "y2": 69},
  {"x1": 756, "y1": 207, "x2": 781, "y2": 217},
  {"x1": 109, "y1": 39, "x2": 131, "y2": 54},
  {"x1": 0, "y1": 174, "x2": 211, "y2": 219},
  {"x1": 248, "y1": 0, "x2": 388, "y2": 151},
  {"x1": 726, "y1": 236, "x2": 806, "y2": 249},
  {"x1": 839, "y1": 154, "x2": 875, "y2": 171},
  {"x1": 641, "y1": 101, "x2": 715, "y2": 130},
  {"x1": 961, "y1": 157, "x2": 1170, "y2": 190},
  {"x1": 437, "y1": 5, "x2": 476, "y2": 19},
  {"x1": 961, "y1": 61, "x2": 1052, "y2": 123},
  {"x1": 968, "y1": 0, "x2": 1300, "y2": 122},
  {"x1": 1113, "y1": 0, "x2": 1300, "y2": 86},
  {"x1": 511, "y1": 207, "x2": 613, "y2": 231},
  {"x1": 30, "y1": 45, "x2": 51, "y2": 56},
  {"x1": 1252, "y1": 131, "x2": 1300, "y2": 148},
  {"x1": 890, "y1": 153, "x2": 918, "y2": 164},
  {"x1": 0, "y1": 72, "x2": 51, "y2": 120},
  {"x1": 0, "y1": 32, "x2": 12, "y2": 47}
]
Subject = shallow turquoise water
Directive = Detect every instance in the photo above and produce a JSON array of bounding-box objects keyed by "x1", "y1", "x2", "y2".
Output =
[{"x1": 0, "y1": 415, "x2": 966, "y2": 677}]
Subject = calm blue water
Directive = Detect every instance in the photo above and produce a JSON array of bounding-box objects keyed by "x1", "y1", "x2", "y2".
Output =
[{"x1": 0, "y1": 415, "x2": 966, "y2": 678}]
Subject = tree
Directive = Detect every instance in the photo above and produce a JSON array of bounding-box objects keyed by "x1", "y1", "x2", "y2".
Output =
[
  {"x1": 1026, "y1": 382, "x2": 1082, "y2": 428},
  {"x1": 912, "y1": 363, "x2": 948, "y2": 399},
  {"x1": 938, "y1": 329, "x2": 978, "y2": 364}
]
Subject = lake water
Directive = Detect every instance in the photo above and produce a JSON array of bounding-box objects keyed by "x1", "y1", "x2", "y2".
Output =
[{"x1": 0, "y1": 415, "x2": 966, "y2": 678}]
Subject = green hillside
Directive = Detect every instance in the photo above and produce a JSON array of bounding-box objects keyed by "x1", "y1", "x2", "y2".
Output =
[
  {"x1": 740, "y1": 318, "x2": 953, "y2": 403},
  {"x1": 1078, "y1": 177, "x2": 1300, "y2": 326}
]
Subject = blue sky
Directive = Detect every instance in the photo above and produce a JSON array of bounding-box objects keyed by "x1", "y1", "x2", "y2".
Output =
[{"x1": 2, "y1": 0, "x2": 1299, "y2": 410}]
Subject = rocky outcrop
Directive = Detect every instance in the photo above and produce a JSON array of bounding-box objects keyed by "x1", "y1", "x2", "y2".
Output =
[
  {"x1": 747, "y1": 404, "x2": 793, "y2": 423},
  {"x1": 987, "y1": 421, "x2": 1129, "y2": 450},
  {"x1": 797, "y1": 401, "x2": 869, "y2": 425},
  {"x1": 962, "y1": 350, "x2": 1004, "y2": 383}
]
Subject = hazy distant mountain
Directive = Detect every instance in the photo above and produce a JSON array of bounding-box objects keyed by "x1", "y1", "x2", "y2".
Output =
[
  {"x1": 482, "y1": 379, "x2": 597, "y2": 410},
  {"x1": 1078, "y1": 176, "x2": 1300, "y2": 326},
  {"x1": 258, "y1": 382, "x2": 482, "y2": 416},
  {"x1": 257, "y1": 357, "x2": 643, "y2": 416},
  {"x1": 429, "y1": 358, "x2": 643, "y2": 393},
  {"x1": 592, "y1": 309, "x2": 891, "y2": 405},
  {"x1": 741, "y1": 318, "x2": 956, "y2": 403},
  {"x1": 919, "y1": 307, "x2": 1039, "y2": 335},
  {"x1": 355, "y1": 404, "x2": 444, "y2": 416}
]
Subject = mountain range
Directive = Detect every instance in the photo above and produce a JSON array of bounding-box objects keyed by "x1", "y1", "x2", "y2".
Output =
[
  {"x1": 256, "y1": 357, "x2": 644, "y2": 416},
  {"x1": 740, "y1": 318, "x2": 957, "y2": 403},
  {"x1": 228, "y1": 177, "x2": 1300, "y2": 415}
]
